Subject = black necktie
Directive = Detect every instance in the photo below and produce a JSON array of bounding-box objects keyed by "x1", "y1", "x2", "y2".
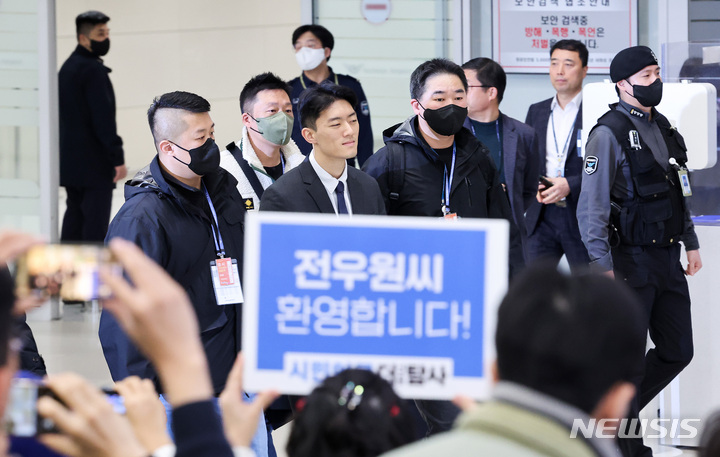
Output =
[{"x1": 335, "y1": 181, "x2": 349, "y2": 215}]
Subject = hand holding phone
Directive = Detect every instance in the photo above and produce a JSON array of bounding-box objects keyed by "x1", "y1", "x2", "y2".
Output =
[
  {"x1": 36, "y1": 373, "x2": 146, "y2": 457},
  {"x1": 5, "y1": 377, "x2": 126, "y2": 437},
  {"x1": 4, "y1": 378, "x2": 60, "y2": 437},
  {"x1": 539, "y1": 176, "x2": 554, "y2": 189}
]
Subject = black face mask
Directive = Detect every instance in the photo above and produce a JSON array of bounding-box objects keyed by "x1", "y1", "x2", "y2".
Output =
[
  {"x1": 418, "y1": 102, "x2": 468, "y2": 136},
  {"x1": 90, "y1": 38, "x2": 110, "y2": 57},
  {"x1": 170, "y1": 138, "x2": 220, "y2": 176},
  {"x1": 627, "y1": 78, "x2": 663, "y2": 107}
]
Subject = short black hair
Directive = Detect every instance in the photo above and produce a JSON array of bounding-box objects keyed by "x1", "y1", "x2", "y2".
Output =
[
  {"x1": 495, "y1": 266, "x2": 645, "y2": 414},
  {"x1": 462, "y1": 57, "x2": 507, "y2": 103},
  {"x1": 75, "y1": 10, "x2": 110, "y2": 38},
  {"x1": 286, "y1": 369, "x2": 417, "y2": 457},
  {"x1": 239, "y1": 72, "x2": 292, "y2": 114},
  {"x1": 292, "y1": 24, "x2": 334, "y2": 62},
  {"x1": 298, "y1": 82, "x2": 357, "y2": 130},
  {"x1": 292, "y1": 24, "x2": 335, "y2": 50},
  {"x1": 147, "y1": 91, "x2": 211, "y2": 144},
  {"x1": 551, "y1": 39, "x2": 589, "y2": 67},
  {"x1": 409, "y1": 58, "x2": 468, "y2": 101}
]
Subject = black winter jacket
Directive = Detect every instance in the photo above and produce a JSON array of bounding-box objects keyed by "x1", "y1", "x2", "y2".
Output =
[
  {"x1": 363, "y1": 116, "x2": 525, "y2": 276},
  {"x1": 59, "y1": 45, "x2": 124, "y2": 188},
  {"x1": 99, "y1": 156, "x2": 246, "y2": 394}
]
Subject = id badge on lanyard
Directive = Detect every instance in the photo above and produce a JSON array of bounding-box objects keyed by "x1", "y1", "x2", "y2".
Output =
[
  {"x1": 203, "y1": 185, "x2": 244, "y2": 305},
  {"x1": 678, "y1": 169, "x2": 693, "y2": 197},
  {"x1": 210, "y1": 258, "x2": 244, "y2": 305},
  {"x1": 440, "y1": 143, "x2": 459, "y2": 220}
]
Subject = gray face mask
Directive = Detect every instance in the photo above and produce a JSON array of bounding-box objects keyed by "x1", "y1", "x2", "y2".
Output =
[{"x1": 249, "y1": 112, "x2": 294, "y2": 146}]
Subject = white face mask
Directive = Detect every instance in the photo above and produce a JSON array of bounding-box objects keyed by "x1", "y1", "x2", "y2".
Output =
[{"x1": 295, "y1": 46, "x2": 326, "y2": 71}]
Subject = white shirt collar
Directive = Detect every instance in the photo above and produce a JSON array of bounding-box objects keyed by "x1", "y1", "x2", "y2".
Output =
[
  {"x1": 309, "y1": 150, "x2": 350, "y2": 215},
  {"x1": 551, "y1": 91, "x2": 583, "y2": 111},
  {"x1": 309, "y1": 150, "x2": 348, "y2": 190}
]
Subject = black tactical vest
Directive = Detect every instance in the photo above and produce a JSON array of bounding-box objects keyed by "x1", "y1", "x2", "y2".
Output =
[{"x1": 592, "y1": 104, "x2": 688, "y2": 246}]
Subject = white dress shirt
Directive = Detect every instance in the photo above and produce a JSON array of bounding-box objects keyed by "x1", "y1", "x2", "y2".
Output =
[
  {"x1": 545, "y1": 91, "x2": 582, "y2": 177},
  {"x1": 309, "y1": 151, "x2": 353, "y2": 215}
]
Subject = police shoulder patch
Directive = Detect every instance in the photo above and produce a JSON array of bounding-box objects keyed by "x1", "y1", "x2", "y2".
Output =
[
  {"x1": 584, "y1": 156, "x2": 599, "y2": 175},
  {"x1": 360, "y1": 100, "x2": 370, "y2": 116}
]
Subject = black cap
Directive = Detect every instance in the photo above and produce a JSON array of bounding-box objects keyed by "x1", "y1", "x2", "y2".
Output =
[{"x1": 610, "y1": 46, "x2": 659, "y2": 82}]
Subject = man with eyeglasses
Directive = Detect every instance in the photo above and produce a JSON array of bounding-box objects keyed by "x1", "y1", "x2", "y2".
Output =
[
  {"x1": 462, "y1": 57, "x2": 539, "y2": 257},
  {"x1": 363, "y1": 58, "x2": 522, "y2": 277},
  {"x1": 363, "y1": 58, "x2": 525, "y2": 435}
]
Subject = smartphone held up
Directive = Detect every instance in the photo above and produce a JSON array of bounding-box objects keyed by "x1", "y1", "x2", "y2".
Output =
[
  {"x1": 14, "y1": 244, "x2": 122, "y2": 302},
  {"x1": 4, "y1": 377, "x2": 125, "y2": 437}
]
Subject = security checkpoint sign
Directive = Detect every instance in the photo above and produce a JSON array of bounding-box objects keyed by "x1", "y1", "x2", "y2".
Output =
[
  {"x1": 493, "y1": 0, "x2": 637, "y2": 74},
  {"x1": 242, "y1": 212, "x2": 509, "y2": 400}
]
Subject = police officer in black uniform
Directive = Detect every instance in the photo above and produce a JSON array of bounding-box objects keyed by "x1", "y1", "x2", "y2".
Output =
[
  {"x1": 577, "y1": 46, "x2": 703, "y2": 457},
  {"x1": 289, "y1": 24, "x2": 373, "y2": 167}
]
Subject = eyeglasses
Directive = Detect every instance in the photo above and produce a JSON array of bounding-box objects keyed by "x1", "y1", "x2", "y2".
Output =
[{"x1": 468, "y1": 85, "x2": 490, "y2": 89}]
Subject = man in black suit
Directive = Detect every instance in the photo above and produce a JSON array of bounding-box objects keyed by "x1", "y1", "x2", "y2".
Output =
[
  {"x1": 59, "y1": 11, "x2": 126, "y2": 242},
  {"x1": 524, "y1": 39, "x2": 590, "y2": 272},
  {"x1": 261, "y1": 83, "x2": 385, "y2": 215}
]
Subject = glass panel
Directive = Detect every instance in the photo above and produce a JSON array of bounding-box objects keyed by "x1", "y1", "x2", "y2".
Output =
[
  {"x1": 663, "y1": 41, "x2": 720, "y2": 218},
  {"x1": 313, "y1": 0, "x2": 456, "y2": 151},
  {"x1": 0, "y1": 0, "x2": 41, "y2": 232}
]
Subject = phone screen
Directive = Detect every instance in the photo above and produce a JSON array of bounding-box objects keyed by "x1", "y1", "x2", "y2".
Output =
[
  {"x1": 5, "y1": 379, "x2": 126, "y2": 437},
  {"x1": 102, "y1": 389, "x2": 126, "y2": 415},
  {"x1": 4, "y1": 379, "x2": 58, "y2": 436},
  {"x1": 14, "y1": 244, "x2": 121, "y2": 301}
]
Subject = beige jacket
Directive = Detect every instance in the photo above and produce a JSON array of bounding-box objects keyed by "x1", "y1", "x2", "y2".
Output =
[
  {"x1": 219, "y1": 126, "x2": 304, "y2": 211},
  {"x1": 384, "y1": 383, "x2": 618, "y2": 457}
]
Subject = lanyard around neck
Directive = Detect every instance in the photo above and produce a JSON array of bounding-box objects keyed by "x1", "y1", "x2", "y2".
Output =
[
  {"x1": 441, "y1": 142, "x2": 457, "y2": 214},
  {"x1": 550, "y1": 108, "x2": 578, "y2": 174},
  {"x1": 300, "y1": 72, "x2": 339, "y2": 90},
  {"x1": 202, "y1": 183, "x2": 225, "y2": 258}
]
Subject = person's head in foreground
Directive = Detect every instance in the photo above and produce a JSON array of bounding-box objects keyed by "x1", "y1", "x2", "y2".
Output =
[
  {"x1": 287, "y1": 368, "x2": 416, "y2": 457},
  {"x1": 496, "y1": 265, "x2": 646, "y2": 417}
]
